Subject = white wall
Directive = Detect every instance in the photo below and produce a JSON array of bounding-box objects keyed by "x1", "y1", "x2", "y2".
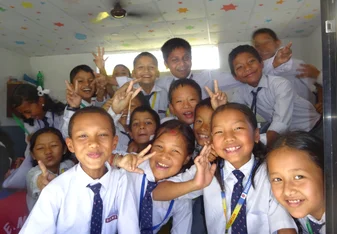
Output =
[
  {"x1": 302, "y1": 25, "x2": 323, "y2": 69},
  {"x1": 0, "y1": 48, "x2": 32, "y2": 126}
]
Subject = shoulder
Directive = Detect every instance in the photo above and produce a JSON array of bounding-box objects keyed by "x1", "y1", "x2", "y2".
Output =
[
  {"x1": 46, "y1": 164, "x2": 77, "y2": 191},
  {"x1": 266, "y1": 75, "x2": 292, "y2": 90}
]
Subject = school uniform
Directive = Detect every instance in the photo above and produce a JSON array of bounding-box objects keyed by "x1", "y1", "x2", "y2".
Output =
[
  {"x1": 168, "y1": 155, "x2": 297, "y2": 234},
  {"x1": 2, "y1": 111, "x2": 64, "y2": 189},
  {"x1": 107, "y1": 107, "x2": 130, "y2": 152},
  {"x1": 264, "y1": 56, "x2": 317, "y2": 105},
  {"x1": 20, "y1": 162, "x2": 140, "y2": 234},
  {"x1": 128, "y1": 160, "x2": 192, "y2": 234},
  {"x1": 230, "y1": 74, "x2": 321, "y2": 135},
  {"x1": 297, "y1": 213, "x2": 325, "y2": 234},
  {"x1": 26, "y1": 159, "x2": 75, "y2": 211}
]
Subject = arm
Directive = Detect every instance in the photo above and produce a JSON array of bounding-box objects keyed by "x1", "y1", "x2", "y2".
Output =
[{"x1": 153, "y1": 180, "x2": 201, "y2": 201}]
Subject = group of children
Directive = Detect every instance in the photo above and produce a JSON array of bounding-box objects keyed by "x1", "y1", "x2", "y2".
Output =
[{"x1": 1, "y1": 27, "x2": 325, "y2": 234}]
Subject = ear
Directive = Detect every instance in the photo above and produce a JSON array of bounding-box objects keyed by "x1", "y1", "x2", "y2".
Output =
[
  {"x1": 254, "y1": 128, "x2": 260, "y2": 143},
  {"x1": 164, "y1": 61, "x2": 169, "y2": 69},
  {"x1": 183, "y1": 155, "x2": 191, "y2": 165},
  {"x1": 169, "y1": 103, "x2": 175, "y2": 116},
  {"x1": 65, "y1": 138, "x2": 75, "y2": 153},
  {"x1": 111, "y1": 135, "x2": 119, "y2": 151}
]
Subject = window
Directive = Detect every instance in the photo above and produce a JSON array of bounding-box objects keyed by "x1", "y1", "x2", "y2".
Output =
[{"x1": 102, "y1": 45, "x2": 219, "y2": 75}]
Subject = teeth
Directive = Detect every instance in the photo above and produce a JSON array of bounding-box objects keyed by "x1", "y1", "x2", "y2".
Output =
[
  {"x1": 288, "y1": 200, "x2": 301, "y2": 204},
  {"x1": 158, "y1": 162, "x2": 169, "y2": 168},
  {"x1": 225, "y1": 146, "x2": 240, "y2": 152},
  {"x1": 199, "y1": 134, "x2": 209, "y2": 139},
  {"x1": 184, "y1": 112, "x2": 192, "y2": 115},
  {"x1": 83, "y1": 88, "x2": 91, "y2": 91}
]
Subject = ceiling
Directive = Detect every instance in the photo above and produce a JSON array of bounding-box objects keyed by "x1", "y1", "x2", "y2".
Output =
[{"x1": 0, "y1": 0, "x2": 320, "y2": 57}]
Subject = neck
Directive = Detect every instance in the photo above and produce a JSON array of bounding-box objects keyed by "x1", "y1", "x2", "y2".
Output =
[
  {"x1": 48, "y1": 165, "x2": 59, "y2": 175},
  {"x1": 140, "y1": 83, "x2": 154, "y2": 94},
  {"x1": 82, "y1": 165, "x2": 106, "y2": 179},
  {"x1": 311, "y1": 202, "x2": 325, "y2": 221},
  {"x1": 231, "y1": 157, "x2": 251, "y2": 169},
  {"x1": 83, "y1": 97, "x2": 91, "y2": 104},
  {"x1": 137, "y1": 143, "x2": 149, "y2": 153}
]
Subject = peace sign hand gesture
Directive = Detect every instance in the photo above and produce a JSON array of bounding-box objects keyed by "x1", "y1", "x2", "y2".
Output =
[
  {"x1": 205, "y1": 80, "x2": 228, "y2": 110},
  {"x1": 273, "y1": 42, "x2": 292, "y2": 68},
  {"x1": 65, "y1": 80, "x2": 81, "y2": 108},
  {"x1": 36, "y1": 160, "x2": 57, "y2": 191},
  {"x1": 92, "y1": 46, "x2": 108, "y2": 70}
]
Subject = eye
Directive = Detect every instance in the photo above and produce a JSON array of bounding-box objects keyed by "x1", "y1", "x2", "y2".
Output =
[
  {"x1": 294, "y1": 175, "x2": 304, "y2": 180},
  {"x1": 132, "y1": 122, "x2": 139, "y2": 127},
  {"x1": 77, "y1": 80, "x2": 83, "y2": 83},
  {"x1": 248, "y1": 59, "x2": 256, "y2": 64},
  {"x1": 271, "y1": 177, "x2": 282, "y2": 182},
  {"x1": 78, "y1": 134, "x2": 87, "y2": 139},
  {"x1": 172, "y1": 149, "x2": 181, "y2": 154},
  {"x1": 154, "y1": 144, "x2": 163, "y2": 149},
  {"x1": 99, "y1": 133, "x2": 109, "y2": 137},
  {"x1": 51, "y1": 144, "x2": 59, "y2": 148},
  {"x1": 234, "y1": 126, "x2": 243, "y2": 131},
  {"x1": 175, "y1": 100, "x2": 182, "y2": 103},
  {"x1": 36, "y1": 147, "x2": 44, "y2": 150},
  {"x1": 235, "y1": 66, "x2": 243, "y2": 71},
  {"x1": 213, "y1": 130, "x2": 223, "y2": 135},
  {"x1": 145, "y1": 121, "x2": 153, "y2": 125},
  {"x1": 195, "y1": 119, "x2": 202, "y2": 124}
]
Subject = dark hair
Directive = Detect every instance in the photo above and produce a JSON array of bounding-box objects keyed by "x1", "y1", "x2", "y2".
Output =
[
  {"x1": 69, "y1": 65, "x2": 95, "y2": 84},
  {"x1": 133, "y1": 52, "x2": 158, "y2": 67},
  {"x1": 113, "y1": 64, "x2": 131, "y2": 77},
  {"x1": 228, "y1": 45, "x2": 262, "y2": 77},
  {"x1": 252, "y1": 28, "x2": 279, "y2": 41},
  {"x1": 269, "y1": 131, "x2": 324, "y2": 171},
  {"x1": 168, "y1": 78, "x2": 202, "y2": 104},
  {"x1": 129, "y1": 105, "x2": 160, "y2": 132},
  {"x1": 153, "y1": 120, "x2": 195, "y2": 172},
  {"x1": 68, "y1": 106, "x2": 116, "y2": 138},
  {"x1": 195, "y1": 97, "x2": 212, "y2": 114},
  {"x1": 10, "y1": 84, "x2": 65, "y2": 126},
  {"x1": 29, "y1": 127, "x2": 71, "y2": 167},
  {"x1": 161, "y1": 38, "x2": 192, "y2": 62},
  {"x1": 211, "y1": 103, "x2": 266, "y2": 191}
]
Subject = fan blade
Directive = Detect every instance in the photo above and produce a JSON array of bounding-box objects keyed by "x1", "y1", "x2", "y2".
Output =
[{"x1": 91, "y1": 12, "x2": 110, "y2": 23}]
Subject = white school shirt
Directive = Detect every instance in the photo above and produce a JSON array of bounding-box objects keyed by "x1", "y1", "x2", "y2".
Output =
[
  {"x1": 297, "y1": 213, "x2": 326, "y2": 234},
  {"x1": 107, "y1": 107, "x2": 130, "y2": 152},
  {"x1": 168, "y1": 155, "x2": 297, "y2": 234},
  {"x1": 230, "y1": 74, "x2": 321, "y2": 134},
  {"x1": 2, "y1": 111, "x2": 64, "y2": 189},
  {"x1": 265, "y1": 56, "x2": 317, "y2": 105},
  {"x1": 128, "y1": 160, "x2": 192, "y2": 234},
  {"x1": 20, "y1": 162, "x2": 140, "y2": 234},
  {"x1": 26, "y1": 159, "x2": 75, "y2": 211}
]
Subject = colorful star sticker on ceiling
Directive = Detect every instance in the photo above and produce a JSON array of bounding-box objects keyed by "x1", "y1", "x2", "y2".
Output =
[
  {"x1": 148, "y1": 29, "x2": 154, "y2": 32},
  {"x1": 221, "y1": 4, "x2": 237, "y2": 11},
  {"x1": 10, "y1": 6, "x2": 15, "y2": 8},
  {"x1": 186, "y1": 25, "x2": 194, "y2": 30},
  {"x1": 0, "y1": 7, "x2": 6, "y2": 12},
  {"x1": 65, "y1": 48, "x2": 70, "y2": 50},
  {"x1": 54, "y1": 22, "x2": 64, "y2": 27},
  {"x1": 304, "y1": 14, "x2": 314, "y2": 19},
  {"x1": 296, "y1": 29, "x2": 304, "y2": 33},
  {"x1": 122, "y1": 43, "x2": 130, "y2": 47},
  {"x1": 41, "y1": 2, "x2": 45, "y2": 4},
  {"x1": 265, "y1": 18, "x2": 272, "y2": 23},
  {"x1": 36, "y1": 11, "x2": 41, "y2": 14},
  {"x1": 22, "y1": 2, "x2": 33, "y2": 8},
  {"x1": 276, "y1": 0, "x2": 284, "y2": 4},
  {"x1": 259, "y1": 4, "x2": 263, "y2": 6},
  {"x1": 88, "y1": 13, "x2": 93, "y2": 16},
  {"x1": 21, "y1": 27, "x2": 28, "y2": 30},
  {"x1": 178, "y1": 1, "x2": 183, "y2": 4},
  {"x1": 177, "y1": 8, "x2": 188, "y2": 13},
  {"x1": 15, "y1": 41, "x2": 25, "y2": 45}
]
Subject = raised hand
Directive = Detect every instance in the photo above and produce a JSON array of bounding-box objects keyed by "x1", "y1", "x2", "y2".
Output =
[
  {"x1": 273, "y1": 42, "x2": 292, "y2": 68},
  {"x1": 36, "y1": 160, "x2": 56, "y2": 190},
  {"x1": 205, "y1": 80, "x2": 228, "y2": 110},
  {"x1": 193, "y1": 144, "x2": 217, "y2": 189},
  {"x1": 115, "y1": 144, "x2": 156, "y2": 174},
  {"x1": 65, "y1": 80, "x2": 81, "y2": 108},
  {"x1": 93, "y1": 73, "x2": 108, "y2": 101},
  {"x1": 92, "y1": 46, "x2": 108, "y2": 70},
  {"x1": 296, "y1": 64, "x2": 320, "y2": 79}
]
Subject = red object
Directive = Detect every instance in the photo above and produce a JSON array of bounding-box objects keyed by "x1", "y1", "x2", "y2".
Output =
[{"x1": 0, "y1": 190, "x2": 29, "y2": 234}]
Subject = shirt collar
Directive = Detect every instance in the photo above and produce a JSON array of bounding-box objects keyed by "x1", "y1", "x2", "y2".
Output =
[
  {"x1": 139, "y1": 160, "x2": 156, "y2": 182},
  {"x1": 307, "y1": 213, "x2": 326, "y2": 225},
  {"x1": 81, "y1": 99, "x2": 92, "y2": 107},
  {"x1": 76, "y1": 162, "x2": 112, "y2": 190},
  {"x1": 173, "y1": 71, "x2": 193, "y2": 81},
  {"x1": 246, "y1": 74, "x2": 268, "y2": 92},
  {"x1": 135, "y1": 83, "x2": 162, "y2": 94},
  {"x1": 222, "y1": 154, "x2": 255, "y2": 180}
]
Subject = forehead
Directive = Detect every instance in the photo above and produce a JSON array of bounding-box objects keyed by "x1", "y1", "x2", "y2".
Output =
[
  {"x1": 168, "y1": 47, "x2": 191, "y2": 58},
  {"x1": 35, "y1": 132, "x2": 60, "y2": 143},
  {"x1": 16, "y1": 101, "x2": 36, "y2": 112},
  {"x1": 135, "y1": 56, "x2": 157, "y2": 65},
  {"x1": 72, "y1": 113, "x2": 113, "y2": 130},
  {"x1": 233, "y1": 52, "x2": 257, "y2": 63},
  {"x1": 213, "y1": 108, "x2": 249, "y2": 125},
  {"x1": 73, "y1": 70, "x2": 94, "y2": 80},
  {"x1": 253, "y1": 33, "x2": 274, "y2": 41},
  {"x1": 133, "y1": 111, "x2": 155, "y2": 120},
  {"x1": 155, "y1": 131, "x2": 185, "y2": 144},
  {"x1": 196, "y1": 105, "x2": 213, "y2": 116},
  {"x1": 172, "y1": 85, "x2": 199, "y2": 98}
]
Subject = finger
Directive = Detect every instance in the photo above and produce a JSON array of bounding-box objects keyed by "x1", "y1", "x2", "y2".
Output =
[
  {"x1": 285, "y1": 41, "x2": 292, "y2": 49},
  {"x1": 137, "y1": 152, "x2": 156, "y2": 166},
  {"x1": 214, "y1": 80, "x2": 219, "y2": 93},
  {"x1": 205, "y1": 86, "x2": 214, "y2": 97},
  {"x1": 131, "y1": 87, "x2": 142, "y2": 100},
  {"x1": 137, "y1": 144, "x2": 152, "y2": 158},
  {"x1": 91, "y1": 52, "x2": 97, "y2": 58},
  {"x1": 132, "y1": 168, "x2": 145, "y2": 174},
  {"x1": 97, "y1": 46, "x2": 101, "y2": 56},
  {"x1": 65, "y1": 80, "x2": 74, "y2": 91},
  {"x1": 75, "y1": 80, "x2": 79, "y2": 93},
  {"x1": 209, "y1": 163, "x2": 217, "y2": 175},
  {"x1": 126, "y1": 81, "x2": 134, "y2": 93},
  {"x1": 102, "y1": 47, "x2": 105, "y2": 55},
  {"x1": 47, "y1": 173, "x2": 56, "y2": 181},
  {"x1": 38, "y1": 160, "x2": 48, "y2": 177}
]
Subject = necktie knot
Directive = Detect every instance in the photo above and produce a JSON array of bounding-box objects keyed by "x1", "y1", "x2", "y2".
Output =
[
  {"x1": 144, "y1": 92, "x2": 155, "y2": 102},
  {"x1": 233, "y1": 170, "x2": 245, "y2": 183},
  {"x1": 88, "y1": 183, "x2": 102, "y2": 195},
  {"x1": 309, "y1": 219, "x2": 324, "y2": 233}
]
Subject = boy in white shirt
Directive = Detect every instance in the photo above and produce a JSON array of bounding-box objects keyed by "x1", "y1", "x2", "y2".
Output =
[{"x1": 20, "y1": 106, "x2": 139, "y2": 234}]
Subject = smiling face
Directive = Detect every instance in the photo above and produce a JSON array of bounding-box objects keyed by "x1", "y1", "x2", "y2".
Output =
[
  {"x1": 169, "y1": 85, "x2": 200, "y2": 125},
  {"x1": 72, "y1": 70, "x2": 95, "y2": 102},
  {"x1": 211, "y1": 108, "x2": 259, "y2": 169},
  {"x1": 32, "y1": 132, "x2": 64, "y2": 174},
  {"x1": 113, "y1": 65, "x2": 130, "y2": 77},
  {"x1": 149, "y1": 131, "x2": 190, "y2": 181},
  {"x1": 119, "y1": 98, "x2": 143, "y2": 131},
  {"x1": 132, "y1": 56, "x2": 159, "y2": 86},
  {"x1": 252, "y1": 33, "x2": 281, "y2": 61},
  {"x1": 66, "y1": 113, "x2": 118, "y2": 179},
  {"x1": 165, "y1": 47, "x2": 192, "y2": 79},
  {"x1": 267, "y1": 147, "x2": 325, "y2": 220},
  {"x1": 233, "y1": 52, "x2": 264, "y2": 87},
  {"x1": 16, "y1": 99, "x2": 45, "y2": 120},
  {"x1": 130, "y1": 111, "x2": 157, "y2": 144},
  {"x1": 194, "y1": 105, "x2": 213, "y2": 146}
]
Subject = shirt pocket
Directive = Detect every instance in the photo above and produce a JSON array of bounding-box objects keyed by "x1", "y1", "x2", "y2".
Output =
[{"x1": 248, "y1": 211, "x2": 270, "y2": 234}]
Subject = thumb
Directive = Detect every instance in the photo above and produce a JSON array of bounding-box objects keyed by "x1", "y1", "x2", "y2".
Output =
[
  {"x1": 209, "y1": 163, "x2": 217, "y2": 176},
  {"x1": 285, "y1": 41, "x2": 292, "y2": 49},
  {"x1": 38, "y1": 160, "x2": 48, "y2": 178}
]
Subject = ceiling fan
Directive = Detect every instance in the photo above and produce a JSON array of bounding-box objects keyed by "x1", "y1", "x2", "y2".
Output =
[{"x1": 92, "y1": 0, "x2": 147, "y2": 23}]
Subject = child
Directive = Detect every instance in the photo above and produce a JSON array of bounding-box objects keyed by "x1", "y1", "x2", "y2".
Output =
[
  {"x1": 165, "y1": 78, "x2": 202, "y2": 126},
  {"x1": 26, "y1": 127, "x2": 74, "y2": 211},
  {"x1": 152, "y1": 103, "x2": 297, "y2": 234},
  {"x1": 116, "y1": 120, "x2": 194, "y2": 234},
  {"x1": 226, "y1": 44, "x2": 322, "y2": 147},
  {"x1": 267, "y1": 131, "x2": 325, "y2": 234},
  {"x1": 20, "y1": 106, "x2": 139, "y2": 233},
  {"x1": 127, "y1": 105, "x2": 160, "y2": 153},
  {"x1": 252, "y1": 28, "x2": 321, "y2": 106},
  {"x1": 3, "y1": 84, "x2": 65, "y2": 189},
  {"x1": 113, "y1": 64, "x2": 131, "y2": 78}
]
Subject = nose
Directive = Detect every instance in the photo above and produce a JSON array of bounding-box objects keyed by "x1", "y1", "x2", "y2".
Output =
[
  {"x1": 183, "y1": 100, "x2": 191, "y2": 108},
  {"x1": 88, "y1": 136, "x2": 99, "y2": 148},
  {"x1": 283, "y1": 180, "x2": 297, "y2": 197},
  {"x1": 44, "y1": 146, "x2": 52, "y2": 155},
  {"x1": 200, "y1": 122, "x2": 209, "y2": 132},
  {"x1": 223, "y1": 131, "x2": 235, "y2": 143},
  {"x1": 139, "y1": 122, "x2": 145, "y2": 129}
]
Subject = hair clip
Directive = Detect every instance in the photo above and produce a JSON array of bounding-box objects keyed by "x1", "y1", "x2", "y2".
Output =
[{"x1": 37, "y1": 86, "x2": 50, "y2": 97}]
